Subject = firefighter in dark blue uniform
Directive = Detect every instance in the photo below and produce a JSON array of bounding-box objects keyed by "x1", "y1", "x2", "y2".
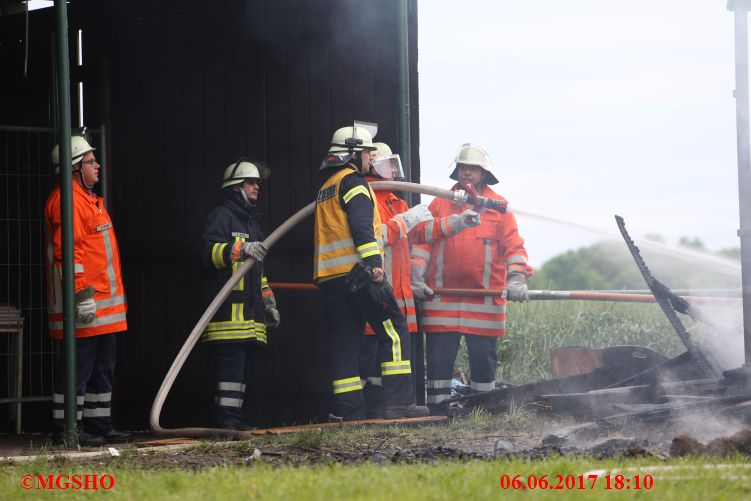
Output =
[{"x1": 199, "y1": 158, "x2": 280, "y2": 430}]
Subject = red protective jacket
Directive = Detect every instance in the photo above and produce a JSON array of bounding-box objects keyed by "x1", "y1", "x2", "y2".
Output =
[
  {"x1": 411, "y1": 184, "x2": 532, "y2": 337},
  {"x1": 364, "y1": 177, "x2": 416, "y2": 332},
  {"x1": 44, "y1": 182, "x2": 127, "y2": 339}
]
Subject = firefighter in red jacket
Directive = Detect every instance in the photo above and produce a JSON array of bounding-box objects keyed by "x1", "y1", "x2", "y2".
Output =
[
  {"x1": 411, "y1": 143, "x2": 533, "y2": 409},
  {"x1": 45, "y1": 136, "x2": 132, "y2": 446},
  {"x1": 359, "y1": 142, "x2": 481, "y2": 417},
  {"x1": 314, "y1": 123, "x2": 428, "y2": 421}
]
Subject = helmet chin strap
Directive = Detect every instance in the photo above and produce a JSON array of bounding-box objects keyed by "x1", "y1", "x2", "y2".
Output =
[
  {"x1": 73, "y1": 164, "x2": 95, "y2": 192},
  {"x1": 351, "y1": 153, "x2": 364, "y2": 172},
  {"x1": 236, "y1": 184, "x2": 256, "y2": 207}
]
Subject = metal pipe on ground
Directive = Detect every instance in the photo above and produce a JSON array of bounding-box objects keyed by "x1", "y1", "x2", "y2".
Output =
[{"x1": 266, "y1": 284, "x2": 741, "y2": 305}]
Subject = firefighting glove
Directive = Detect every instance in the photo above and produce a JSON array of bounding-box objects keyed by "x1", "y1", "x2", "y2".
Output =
[
  {"x1": 346, "y1": 262, "x2": 373, "y2": 292},
  {"x1": 367, "y1": 278, "x2": 393, "y2": 308},
  {"x1": 263, "y1": 292, "x2": 280, "y2": 328},
  {"x1": 76, "y1": 298, "x2": 97, "y2": 324},
  {"x1": 447, "y1": 209, "x2": 481, "y2": 234},
  {"x1": 506, "y1": 272, "x2": 529, "y2": 303},
  {"x1": 410, "y1": 262, "x2": 433, "y2": 300},
  {"x1": 393, "y1": 204, "x2": 433, "y2": 233},
  {"x1": 242, "y1": 241, "x2": 268, "y2": 262}
]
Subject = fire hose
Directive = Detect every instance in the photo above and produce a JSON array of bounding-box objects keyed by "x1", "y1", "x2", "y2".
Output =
[
  {"x1": 149, "y1": 180, "x2": 478, "y2": 438},
  {"x1": 150, "y1": 182, "x2": 740, "y2": 438}
]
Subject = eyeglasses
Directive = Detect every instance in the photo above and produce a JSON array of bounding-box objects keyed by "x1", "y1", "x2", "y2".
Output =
[{"x1": 82, "y1": 159, "x2": 98, "y2": 166}]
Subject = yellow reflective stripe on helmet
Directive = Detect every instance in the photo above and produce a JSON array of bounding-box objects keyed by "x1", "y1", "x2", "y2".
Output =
[
  {"x1": 332, "y1": 376, "x2": 363, "y2": 394},
  {"x1": 382, "y1": 318, "x2": 402, "y2": 361},
  {"x1": 212, "y1": 243, "x2": 228, "y2": 269},
  {"x1": 357, "y1": 241, "x2": 380, "y2": 259},
  {"x1": 342, "y1": 185, "x2": 371, "y2": 204},
  {"x1": 381, "y1": 360, "x2": 411, "y2": 376}
]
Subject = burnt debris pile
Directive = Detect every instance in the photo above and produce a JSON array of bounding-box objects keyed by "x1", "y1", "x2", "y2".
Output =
[{"x1": 440, "y1": 217, "x2": 751, "y2": 453}]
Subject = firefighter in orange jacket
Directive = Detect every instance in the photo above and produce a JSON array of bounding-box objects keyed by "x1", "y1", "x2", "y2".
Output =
[
  {"x1": 358, "y1": 142, "x2": 481, "y2": 417},
  {"x1": 314, "y1": 123, "x2": 428, "y2": 421},
  {"x1": 411, "y1": 143, "x2": 533, "y2": 409},
  {"x1": 45, "y1": 136, "x2": 132, "y2": 445}
]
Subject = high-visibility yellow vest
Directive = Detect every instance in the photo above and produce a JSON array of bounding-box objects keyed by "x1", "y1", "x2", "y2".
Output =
[{"x1": 314, "y1": 166, "x2": 383, "y2": 282}]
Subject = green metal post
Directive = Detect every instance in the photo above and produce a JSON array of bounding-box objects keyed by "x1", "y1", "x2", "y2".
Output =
[
  {"x1": 54, "y1": 0, "x2": 77, "y2": 448},
  {"x1": 397, "y1": 0, "x2": 425, "y2": 405},
  {"x1": 397, "y1": 0, "x2": 412, "y2": 186}
]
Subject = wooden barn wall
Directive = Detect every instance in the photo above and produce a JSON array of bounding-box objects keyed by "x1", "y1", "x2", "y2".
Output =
[{"x1": 0, "y1": 0, "x2": 421, "y2": 430}]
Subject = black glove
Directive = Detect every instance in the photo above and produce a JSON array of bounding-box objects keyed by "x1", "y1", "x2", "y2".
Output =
[
  {"x1": 367, "y1": 279, "x2": 393, "y2": 307},
  {"x1": 346, "y1": 262, "x2": 373, "y2": 292}
]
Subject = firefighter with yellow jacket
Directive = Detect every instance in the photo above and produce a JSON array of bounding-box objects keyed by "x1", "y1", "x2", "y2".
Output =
[{"x1": 314, "y1": 123, "x2": 428, "y2": 421}]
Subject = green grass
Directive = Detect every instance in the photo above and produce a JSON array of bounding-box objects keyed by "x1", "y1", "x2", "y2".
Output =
[
  {"x1": 1, "y1": 302, "x2": 736, "y2": 499},
  {"x1": 454, "y1": 301, "x2": 686, "y2": 383},
  {"x1": 2, "y1": 455, "x2": 750, "y2": 500}
]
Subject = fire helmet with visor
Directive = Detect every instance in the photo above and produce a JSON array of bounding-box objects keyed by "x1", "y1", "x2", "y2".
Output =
[
  {"x1": 449, "y1": 143, "x2": 499, "y2": 185},
  {"x1": 222, "y1": 157, "x2": 271, "y2": 189},
  {"x1": 320, "y1": 121, "x2": 378, "y2": 171},
  {"x1": 370, "y1": 142, "x2": 404, "y2": 180}
]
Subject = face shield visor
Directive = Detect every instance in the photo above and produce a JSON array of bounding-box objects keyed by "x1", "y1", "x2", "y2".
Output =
[
  {"x1": 320, "y1": 151, "x2": 356, "y2": 170},
  {"x1": 371, "y1": 154, "x2": 404, "y2": 181}
]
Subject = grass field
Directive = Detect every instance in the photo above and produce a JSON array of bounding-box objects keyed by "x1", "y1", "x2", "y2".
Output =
[
  {"x1": 454, "y1": 300, "x2": 689, "y2": 383},
  {"x1": 3, "y1": 300, "x2": 746, "y2": 499},
  {"x1": 2, "y1": 455, "x2": 750, "y2": 500}
]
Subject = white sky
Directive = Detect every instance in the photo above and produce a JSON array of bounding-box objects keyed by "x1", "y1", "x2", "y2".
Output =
[{"x1": 417, "y1": 0, "x2": 743, "y2": 267}]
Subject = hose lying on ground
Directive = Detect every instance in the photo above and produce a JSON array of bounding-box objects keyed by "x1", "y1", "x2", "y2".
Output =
[{"x1": 148, "y1": 181, "x2": 458, "y2": 438}]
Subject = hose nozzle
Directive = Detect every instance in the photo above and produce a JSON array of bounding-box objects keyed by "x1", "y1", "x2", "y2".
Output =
[{"x1": 460, "y1": 183, "x2": 507, "y2": 213}]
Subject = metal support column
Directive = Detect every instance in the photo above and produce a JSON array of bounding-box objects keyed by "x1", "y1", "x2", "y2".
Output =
[
  {"x1": 54, "y1": 0, "x2": 77, "y2": 447},
  {"x1": 729, "y1": 0, "x2": 751, "y2": 365}
]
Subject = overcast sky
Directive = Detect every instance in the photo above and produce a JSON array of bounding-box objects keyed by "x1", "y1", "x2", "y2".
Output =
[{"x1": 417, "y1": 0, "x2": 743, "y2": 267}]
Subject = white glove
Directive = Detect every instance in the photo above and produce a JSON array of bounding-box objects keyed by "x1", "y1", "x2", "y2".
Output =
[
  {"x1": 76, "y1": 298, "x2": 96, "y2": 324},
  {"x1": 410, "y1": 262, "x2": 434, "y2": 300},
  {"x1": 447, "y1": 209, "x2": 481, "y2": 233},
  {"x1": 394, "y1": 204, "x2": 433, "y2": 233},
  {"x1": 263, "y1": 292, "x2": 280, "y2": 328},
  {"x1": 506, "y1": 272, "x2": 529, "y2": 302},
  {"x1": 265, "y1": 307, "x2": 280, "y2": 328},
  {"x1": 242, "y1": 241, "x2": 268, "y2": 262}
]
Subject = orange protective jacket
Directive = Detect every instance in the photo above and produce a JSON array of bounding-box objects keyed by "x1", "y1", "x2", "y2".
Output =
[
  {"x1": 44, "y1": 182, "x2": 127, "y2": 339},
  {"x1": 411, "y1": 184, "x2": 532, "y2": 337},
  {"x1": 364, "y1": 178, "x2": 416, "y2": 332}
]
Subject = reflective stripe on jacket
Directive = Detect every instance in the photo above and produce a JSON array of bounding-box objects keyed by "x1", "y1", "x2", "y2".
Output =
[
  {"x1": 412, "y1": 185, "x2": 532, "y2": 337},
  {"x1": 363, "y1": 179, "x2": 416, "y2": 332},
  {"x1": 200, "y1": 195, "x2": 268, "y2": 345},
  {"x1": 314, "y1": 166, "x2": 383, "y2": 282},
  {"x1": 44, "y1": 182, "x2": 127, "y2": 339}
]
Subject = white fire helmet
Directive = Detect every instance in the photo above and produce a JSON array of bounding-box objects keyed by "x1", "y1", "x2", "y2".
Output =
[
  {"x1": 370, "y1": 142, "x2": 404, "y2": 180},
  {"x1": 222, "y1": 158, "x2": 271, "y2": 189},
  {"x1": 320, "y1": 121, "x2": 378, "y2": 170},
  {"x1": 51, "y1": 136, "x2": 96, "y2": 174},
  {"x1": 449, "y1": 143, "x2": 499, "y2": 185}
]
